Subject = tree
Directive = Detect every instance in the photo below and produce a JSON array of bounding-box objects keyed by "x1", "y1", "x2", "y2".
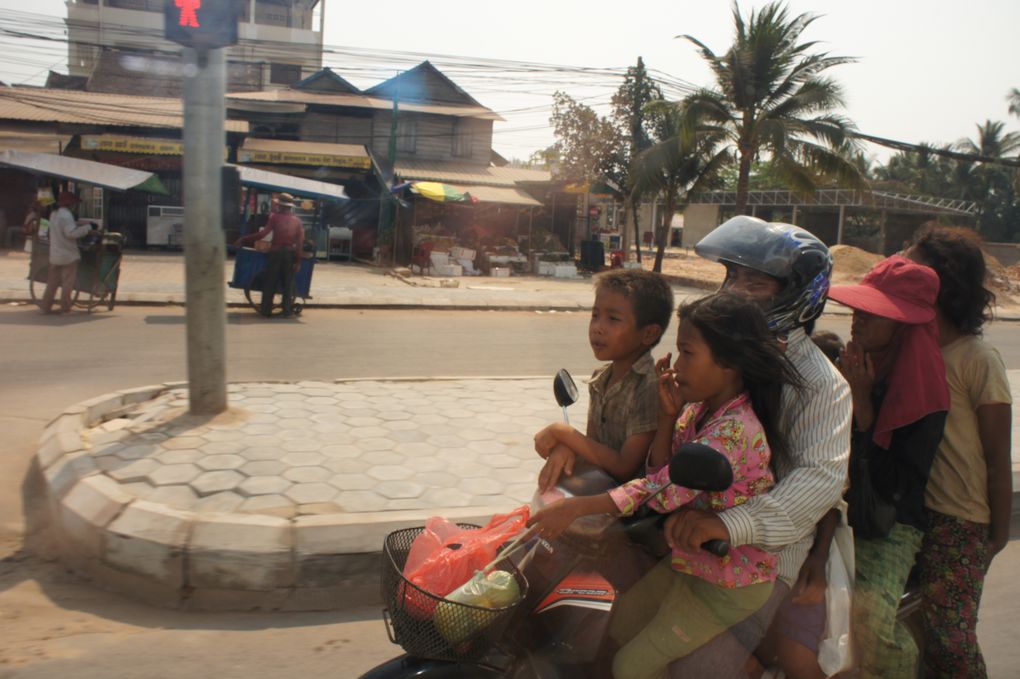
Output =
[
  {"x1": 631, "y1": 103, "x2": 729, "y2": 272},
  {"x1": 1008, "y1": 87, "x2": 1020, "y2": 119},
  {"x1": 679, "y1": 1, "x2": 865, "y2": 214},
  {"x1": 549, "y1": 92, "x2": 620, "y2": 186},
  {"x1": 611, "y1": 57, "x2": 664, "y2": 261},
  {"x1": 956, "y1": 121, "x2": 1020, "y2": 241}
]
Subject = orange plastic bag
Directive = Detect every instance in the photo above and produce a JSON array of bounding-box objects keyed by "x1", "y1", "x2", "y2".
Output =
[{"x1": 402, "y1": 505, "x2": 530, "y2": 618}]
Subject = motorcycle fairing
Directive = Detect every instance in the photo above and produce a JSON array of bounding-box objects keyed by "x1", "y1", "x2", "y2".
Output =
[{"x1": 534, "y1": 570, "x2": 615, "y2": 614}]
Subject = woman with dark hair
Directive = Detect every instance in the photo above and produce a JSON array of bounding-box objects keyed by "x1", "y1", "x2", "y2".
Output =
[
  {"x1": 827, "y1": 256, "x2": 949, "y2": 678},
  {"x1": 906, "y1": 226, "x2": 1012, "y2": 677}
]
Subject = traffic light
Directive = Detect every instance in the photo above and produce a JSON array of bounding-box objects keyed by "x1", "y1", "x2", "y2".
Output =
[{"x1": 164, "y1": 0, "x2": 240, "y2": 49}]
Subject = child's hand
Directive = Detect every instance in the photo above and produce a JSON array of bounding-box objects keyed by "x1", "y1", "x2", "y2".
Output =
[
  {"x1": 656, "y1": 352, "x2": 684, "y2": 418},
  {"x1": 839, "y1": 341, "x2": 874, "y2": 397},
  {"x1": 527, "y1": 498, "x2": 581, "y2": 541},
  {"x1": 790, "y1": 553, "x2": 828, "y2": 605},
  {"x1": 538, "y1": 446, "x2": 576, "y2": 493},
  {"x1": 534, "y1": 422, "x2": 566, "y2": 459}
]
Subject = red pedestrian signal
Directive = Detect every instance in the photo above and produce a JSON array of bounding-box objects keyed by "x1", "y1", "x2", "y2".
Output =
[{"x1": 164, "y1": 0, "x2": 239, "y2": 49}]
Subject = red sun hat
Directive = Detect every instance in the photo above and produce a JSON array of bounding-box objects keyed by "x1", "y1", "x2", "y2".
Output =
[{"x1": 827, "y1": 255, "x2": 939, "y2": 324}]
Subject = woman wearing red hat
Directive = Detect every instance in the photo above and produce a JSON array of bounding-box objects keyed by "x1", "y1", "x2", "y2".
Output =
[{"x1": 827, "y1": 256, "x2": 950, "y2": 678}]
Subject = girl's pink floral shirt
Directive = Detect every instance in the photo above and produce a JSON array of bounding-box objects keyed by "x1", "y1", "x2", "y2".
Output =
[{"x1": 607, "y1": 393, "x2": 777, "y2": 588}]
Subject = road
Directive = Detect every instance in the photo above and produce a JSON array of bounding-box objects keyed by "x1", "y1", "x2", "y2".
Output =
[{"x1": 0, "y1": 305, "x2": 1018, "y2": 677}]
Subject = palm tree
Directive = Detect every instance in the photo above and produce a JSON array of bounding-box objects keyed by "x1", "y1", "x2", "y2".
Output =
[
  {"x1": 1008, "y1": 88, "x2": 1020, "y2": 119},
  {"x1": 956, "y1": 121, "x2": 1020, "y2": 241},
  {"x1": 679, "y1": 1, "x2": 865, "y2": 214},
  {"x1": 630, "y1": 103, "x2": 729, "y2": 272}
]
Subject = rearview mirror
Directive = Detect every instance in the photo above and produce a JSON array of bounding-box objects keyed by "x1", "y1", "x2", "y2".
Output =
[
  {"x1": 553, "y1": 369, "x2": 578, "y2": 408},
  {"x1": 668, "y1": 442, "x2": 733, "y2": 492}
]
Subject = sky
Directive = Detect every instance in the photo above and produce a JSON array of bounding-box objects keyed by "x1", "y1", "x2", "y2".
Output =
[{"x1": 1, "y1": 0, "x2": 1018, "y2": 164}]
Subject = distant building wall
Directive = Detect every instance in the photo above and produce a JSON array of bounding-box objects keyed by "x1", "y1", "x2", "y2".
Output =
[{"x1": 681, "y1": 204, "x2": 720, "y2": 247}]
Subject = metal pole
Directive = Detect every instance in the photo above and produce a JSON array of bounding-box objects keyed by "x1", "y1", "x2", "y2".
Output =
[
  {"x1": 182, "y1": 46, "x2": 227, "y2": 415},
  {"x1": 837, "y1": 205, "x2": 846, "y2": 244}
]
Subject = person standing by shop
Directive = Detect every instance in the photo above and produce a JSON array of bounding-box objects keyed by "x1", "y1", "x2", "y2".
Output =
[
  {"x1": 40, "y1": 191, "x2": 95, "y2": 314},
  {"x1": 234, "y1": 193, "x2": 304, "y2": 317}
]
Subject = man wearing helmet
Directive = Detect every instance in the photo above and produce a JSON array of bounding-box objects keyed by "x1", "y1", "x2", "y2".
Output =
[{"x1": 664, "y1": 216, "x2": 852, "y2": 676}]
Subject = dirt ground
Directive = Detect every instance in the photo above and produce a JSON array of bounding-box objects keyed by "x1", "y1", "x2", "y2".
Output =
[{"x1": 642, "y1": 244, "x2": 1020, "y2": 305}]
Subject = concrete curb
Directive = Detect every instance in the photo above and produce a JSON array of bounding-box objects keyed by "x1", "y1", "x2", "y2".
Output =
[{"x1": 36, "y1": 382, "x2": 534, "y2": 611}]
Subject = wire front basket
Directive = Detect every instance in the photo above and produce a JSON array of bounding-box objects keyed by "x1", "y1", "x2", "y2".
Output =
[{"x1": 380, "y1": 525, "x2": 528, "y2": 663}]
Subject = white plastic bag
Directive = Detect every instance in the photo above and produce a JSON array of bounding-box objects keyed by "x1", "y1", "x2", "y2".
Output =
[{"x1": 818, "y1": 505, "x2": 855, "y2": 676}]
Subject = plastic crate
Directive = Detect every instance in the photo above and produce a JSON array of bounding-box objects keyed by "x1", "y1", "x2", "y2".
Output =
[{"x1": 380, "y1": 525, "x2": 528, "y2": 663}]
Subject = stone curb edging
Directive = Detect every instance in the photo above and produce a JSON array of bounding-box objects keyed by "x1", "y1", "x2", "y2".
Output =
[{"x1": 35, "y1": 383, "x2": 511, "y2": 612}]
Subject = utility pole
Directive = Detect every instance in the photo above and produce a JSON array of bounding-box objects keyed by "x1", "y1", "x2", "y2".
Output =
[
  {"x1": 377, "y1": 81, "x2": 399, "y2": 265},
  {"x1": 165, "y1": 0, "x2": 238, "y2": 415}
]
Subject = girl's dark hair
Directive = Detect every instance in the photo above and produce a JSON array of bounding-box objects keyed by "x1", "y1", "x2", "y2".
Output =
[
  {"x1": 678, "y1": 292, "x2": 804, "y2": 474},
  {"x1": 910, "y1": 225, "x2": 995, "y2": 335}
]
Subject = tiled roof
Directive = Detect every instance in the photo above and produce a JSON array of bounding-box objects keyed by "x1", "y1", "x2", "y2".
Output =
[{"x1": 0, "y1": 86, "x2": 249, "y2": 132}]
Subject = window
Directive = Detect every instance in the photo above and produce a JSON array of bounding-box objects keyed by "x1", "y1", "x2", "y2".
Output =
[
  {"x1": 270, "y1": 63, "x2": 302, "y2": 86},
  {"x1": 396, "y1": 118, "x2": 417, "y2": 154},
  {"x1": 452, "y1": 119, "x2": 473, "y2": 158}
]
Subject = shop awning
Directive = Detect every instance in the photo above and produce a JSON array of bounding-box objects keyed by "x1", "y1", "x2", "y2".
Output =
[
  {"x1": 233, "y1": 164, "x2": 348, "y2": 202},
  {"x1": 0, "y1": 149, "x2": 168, "y2": 194},
  {"x1": 237, "y1": 138, "x2": 371, "y2": 170},
  {"x1": 463, "y1": 185, "x2": 542, "y2": 207}
]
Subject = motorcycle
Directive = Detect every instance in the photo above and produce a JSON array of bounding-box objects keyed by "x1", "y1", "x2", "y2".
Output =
[{"x1": 361, "y1": 370, "x2": 732, "y2": 679}]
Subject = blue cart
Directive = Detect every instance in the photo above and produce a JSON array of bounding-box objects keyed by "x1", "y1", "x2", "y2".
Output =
[{"x1": 229, "y1": 246, "x2": 314, "y2": 317}]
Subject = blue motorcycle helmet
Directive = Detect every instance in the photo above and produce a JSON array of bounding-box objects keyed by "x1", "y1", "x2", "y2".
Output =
[{"x1": 695, "y1": 216, "x2": 833, "y2": 335}]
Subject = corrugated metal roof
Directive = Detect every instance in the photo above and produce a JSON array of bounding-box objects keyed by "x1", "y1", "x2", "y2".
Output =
[
  {"x1": 0, "y1": 149, "x2": 167, "y2": 193},
  {"x1": 463, "y1": 185, "x2": 542, "y2": 207},
  {"x1": 0, "y1": 86, "x2": 249, "y2": 132},
  {"x1": 227, "y1": 89, "x2": 503, "y2": 121},
  {"x1": 395, "y1": 160, "x2": 551, "y2": 187},
  {"x1": 232, "y1": 164, "x2": 348, "y2": 202}
]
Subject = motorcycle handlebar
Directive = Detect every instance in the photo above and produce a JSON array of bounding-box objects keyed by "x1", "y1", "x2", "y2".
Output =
[{"x1": 702, "y1": 539, "x2": 730, "y2": 557}]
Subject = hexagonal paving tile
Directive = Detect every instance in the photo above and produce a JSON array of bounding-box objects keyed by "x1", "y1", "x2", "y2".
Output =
[
  {"x1": 277, "y1": 418, "x2": 309, "y2": 430},
  {"x1": 281, "y1": 451, "x2": 326, "y2": 467},
  {"x1": 240, "y1": 460, "x2": 286, "y2": 476},
  {"x1": 333, "y1": 490, "x2": 389, "y2": 513},
  {"x1": 199, "y1": 441, "x2": 245, "y2": 456},
  {"x1": 276, "y1": 408, "x2": 312, "y2": 419},
  {"x1": 161, "y1": 436, "x2": 206, "y2": 450},
  {"x1": 394, "y1": 441, "x2": 439, "y2": 457},
  {"x1": 416, "y1": 471, "x2": 459, "y2": 488},
  {"x1": 318, "y1": 444, "x2": 362, "y2": 460},
  {"x1": 191, "y1": 470, "x2": 244, "y2": 496},
  {"x1": 367, "y1": 465, "x2": 413, "y2": 482},
  {"x1": 327, "y1": 473, "x2": 374, "y2": 491},
  {"x1": 403, "y1": 456, "x2": 445, "y2": 473},
  {"x1": 194, "y1": 491, "x2": 245, "y2": 513},
  {"x1": 148, "y1": 484, "x2": 199, "y2": 509},
  {"x1": 356, "y1": 437, "x2": 396, "y2": 452},
  {"x1": 282, "y1": 466, "x2": 331, "y2": 483},
  {"x1": 421, "y1": 487, "x2": 472, "y2": 507},
  {"x1": 347, "y1": 416, "x2": 382, "y2": 427},
  {"x1": 376, "y1": 480, "x2": 425, "y2": 500},
  {"x1": 238, "y1": 475, "x2": 292, "y2": 496},
  {"x1": 284, "y1": 483, "x2": 337, "y2": 504},
  {"x1": 147, "y1": 463, "x2": 202, "y2": 486},
  {"x1": 457, "y1": 477, "x2": 504, "y2": 496},
  {"x1": 114, "y1": 444, "x2": 158, "y2": 461},
  {"x1": 156, "y1": 449, "x2": 204, "y2": 465},
  {"x1": 238, "y1": 446, "x2": 284, "y2": 461},
  {"x1": 478, "y1": 453, "x2": 521, "y2": 469},
  {"x1": 426, "y1": 434, "x2": 467, "y2": 449},
  {"x1": 447, "y1": 461, "x2": 491, "y2": 478},
  {"x1": 241, "y1": 424, "x2": 278, "y2": 436},
  {"x1": 201, "y1": 429, "x2": 245, "y2": 442},
  {"x1": 106, "y1": 458, "x2": 161, "y2": 483},
  {"x1": 321, "y1": 459, "x2": 367, "y2": 475},
  {"x1": 238, "y1": 494, "x2": 295, "y2": 518},
  {"x1": 196, "y1": 454, "x2": 246, "y2": 471},
  {"x1": 280, "y1": 439, "x2": 321, "y2": 453}
]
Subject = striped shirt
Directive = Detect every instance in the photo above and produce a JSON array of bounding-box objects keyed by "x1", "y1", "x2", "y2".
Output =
[{"x1": 716, "y1": 327, "x2": 852, "y2": 586}]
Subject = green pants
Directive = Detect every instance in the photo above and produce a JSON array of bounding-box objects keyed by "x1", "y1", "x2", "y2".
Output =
[
  {"x1": 609, "y1": 557, "x2": 773, "y2": 679},
  {"x1": 853, "y1": 522, "x2": 924, "y2": 678}
]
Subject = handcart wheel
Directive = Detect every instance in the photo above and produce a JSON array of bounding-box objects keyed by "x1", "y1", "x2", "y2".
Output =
[{"x1": 74, "y1": 285, "x2": 107, "y2": 312}]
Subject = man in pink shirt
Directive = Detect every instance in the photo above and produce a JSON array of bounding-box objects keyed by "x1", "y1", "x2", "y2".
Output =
[{"x1": 235, "y1": 193, "x2": 305, "y2": 317}]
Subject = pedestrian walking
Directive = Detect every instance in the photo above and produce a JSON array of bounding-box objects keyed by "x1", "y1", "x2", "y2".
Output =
[
  {"x1": 39, "y1": 191, "x2": 96, "y2": 314},
  {"x1": 234, "y1": 192, "x2": 304, "y2": 317}
]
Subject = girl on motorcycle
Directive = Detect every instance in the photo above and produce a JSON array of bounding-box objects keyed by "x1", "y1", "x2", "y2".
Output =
[{"x1": 527, "y1": 292, "x2": 803, "y2": 679}]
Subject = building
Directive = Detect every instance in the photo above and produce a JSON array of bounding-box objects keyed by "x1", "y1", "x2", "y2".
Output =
[{"x1": 65, "y1": 0, "x2": 325, "y2": 95}]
